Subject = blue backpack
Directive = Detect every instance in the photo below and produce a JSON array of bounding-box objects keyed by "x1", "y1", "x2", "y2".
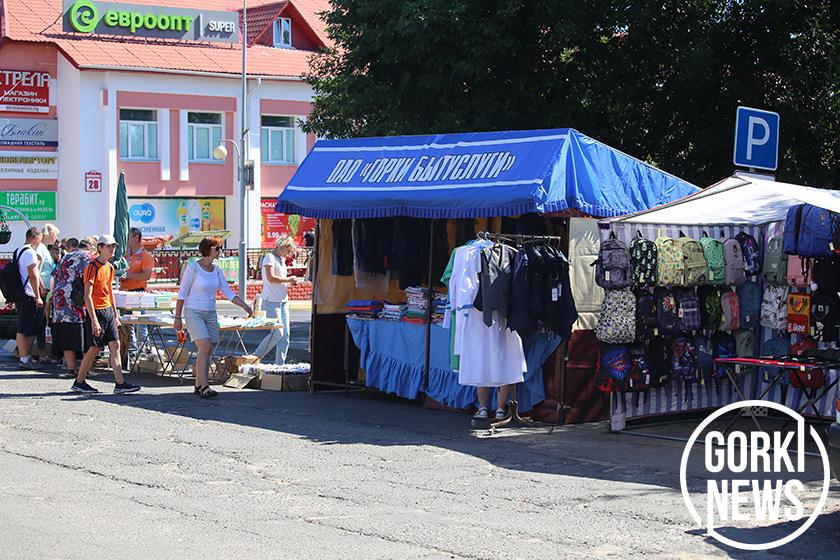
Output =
[
  {"x1": 736, "y1": 232, "x2": 762, "y2": 275},
  {"x1": 695, "y1": 333, "x2": 714, "y2": 384},
  {"x1": 797, "y1": 204, "x2": 835, "y2": 257},
  {"x1": 737, "y1": 282, "x2": 761, "y2": 328},
  {"x1": 783, "y1": 204, "x2": 804, "y2": 255},
  {"x1": 671, "y1": 332, "x2": 698, "y2": 382},
  {"x1": 712, "y1": 331, "x2": 736, "y2": 379},
  {"x1": 761, "y1": 336, "x2": 790, "y2": 384},
  {"x1": 596, "y1": 343, "x2": 631, "y2": 392}
]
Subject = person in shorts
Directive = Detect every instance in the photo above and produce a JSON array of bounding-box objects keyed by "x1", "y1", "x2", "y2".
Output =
[
  {"x1": 51, "y1": 238, "x2": 90, "y2": 378},
  {"x1": 15, "y1": 227, "x2": 44, "y2": 369},
  {"x1": 72, "y1": 235, "x2": 140, "y2": 395}
]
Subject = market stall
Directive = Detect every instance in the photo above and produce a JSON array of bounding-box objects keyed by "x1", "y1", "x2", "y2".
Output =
[
  {"x1": 275, "y1": 128, "x2": 698, "y2": 419},
  {"x1": 600, "y1": 172, "x2": 840, "y2": 428}
]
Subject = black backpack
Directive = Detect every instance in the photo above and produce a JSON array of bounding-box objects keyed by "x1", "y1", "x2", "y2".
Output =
[
  {"x1": 72, "y1": 259, "x2": 103, "y2": 308},
  {"x1": 0, "y1": 246, "x2": 32, "y2": 303}
]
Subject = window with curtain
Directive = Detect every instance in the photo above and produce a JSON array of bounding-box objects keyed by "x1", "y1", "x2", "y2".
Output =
[
  {"x1": 260, "y1": 115, "x2": 296, "y2": 164},
  {"x1": 187, "y1": 112, "x2": 222, "y2": 162},
  {"x1": 119, "y1": 109, "x2": 158, "y2": 160}
]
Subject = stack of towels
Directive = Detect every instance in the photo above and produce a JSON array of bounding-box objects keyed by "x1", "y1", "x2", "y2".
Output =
[{"x1": 346, "y1": 300, "x2": 383, "y2": 319}]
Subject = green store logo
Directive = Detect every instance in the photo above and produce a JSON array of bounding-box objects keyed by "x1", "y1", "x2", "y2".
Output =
[{"x1": 69, "y1": 0, "x2": 99, "y2": 33}]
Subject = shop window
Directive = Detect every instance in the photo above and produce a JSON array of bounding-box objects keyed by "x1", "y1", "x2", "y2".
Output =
[
  {"x1": 273, "y1": 18, "x2": 292, "y2": 48},
  {"x1": 187, "y1": 112, "x2": 222, "y2": 162},
  {"x1": 119, "y1": 109, "x2": 158, "y2": 160},
  {"x1": 261, "y1": 115, "x2": 295, "y2": 164}
]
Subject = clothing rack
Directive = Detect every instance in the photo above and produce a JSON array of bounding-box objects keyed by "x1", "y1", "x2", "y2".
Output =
[{"x1": 473, "y1": 231, "x2": 564, "y2": 433}]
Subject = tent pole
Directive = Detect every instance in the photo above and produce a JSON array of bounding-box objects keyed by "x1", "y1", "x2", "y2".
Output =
[
  {"x1": 309, "y1": 220, "x2": 321, "y2": 394},
  {"x1": 424, "y1": 220, "x2": 435, "y2": 393}
]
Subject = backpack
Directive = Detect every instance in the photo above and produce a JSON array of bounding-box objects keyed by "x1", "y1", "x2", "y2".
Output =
[
  {"x1": 698, "y1": 286, "x2": 722, "y2": 331},
  {"x1": 761, "y1": 336, "x2": 790, "y2": 384},
  {"x1": 596, "y1": 343, "x2": 631, "y2": 392},
  {"x1": 671, "y1": 332, "x2": 698, "y2": 382},
  {"x1": 723, "y1": 238, "x2": 746, "y2": 286},
  {"x1": 786, "y1": 292, "x2": 811, "y2": 335},
  {"x1": 736, "y1": 281, "x2": 761, "y2": 328},
  {"x1": 720, "y1": 289, "x2": 740, "y2": 331},
  {"x1": 712, "y1": 331, "x2": 737, "y2": 379},
  {"x1": 593, "y1": 235, "x2": 631, "y2": 289},
  {"x1": 675, "y1": 288, "x2": 701, "y2": 332},
  {"x1": 760, "y1": 285, "x2": 789, "y2": 331},
  {"x1": 797, "y1": 204, "x2": 835, "y2": 257},
  {"x1": 783, "y1": 204, "x2": 804, "y2": 255},
  {"x1": 648, "y1": 336, "x2": 672, "y2": 388},
  {"x1": 596, "y1": 289, "x2": 636, "y2": 344},
  {"x1": 0, "y1": 246, "x2": 32, "y2": 303},
  {"x1": 654, "y1": 287, "x2": 679, "y2": 334},
  {"x1": 699, "y1": 235, "x2": 726, "y2": 285},
  {"x1": 74, "y1": 259, "x2": 103, "y2": 308},
  {"x1": 655, "y1": 235, "x2": 684, "y2": 287},
  {"x1": 634, "y1": 288, "x2": 658, "y2": 340},
  {"x1": 695, "y1": 333, "x2": 714, "y2": 384},
  {"x1": 762, "y1": 236, "x2": 788, "y2": 286},
  {"x1": 812, "y1": 256, "x2": 840, "y2": 293},
  {"x1": 678, "y1": 235, "x2": 708, "y2": 286},
  {"x1": 786, "y1": 255, "x2": 813, "y2": 288},
  {"x1": 629, "y1": 232, "x2": 657, "y2": 288},
  {"x1": 736, "y1": 232, "x2": 762, "y2": 276},
  {"x1": 627, "y1": 343, "x2": 652, "y2": 391},
  {"x1": 810, "y1": 290, "x2": 840, "y2": 343},
  {"x1": 734, "y1": 328, "x2": 757, "y2": 358},
  {"x1": 788, "y1": 338, "x2": 824, "y2": 389}
]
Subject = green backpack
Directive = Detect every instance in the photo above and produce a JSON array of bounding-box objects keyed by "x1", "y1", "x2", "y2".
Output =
[
  {"x1": 655, "y1": 235, "x2": 684, "y2": 287},
  {"x1": 700, "y1": 235, "x2": 726, "y2": 285},
  {"x1": 678, "y1": 235, "x2": 708, "y2": 286},
  {"x1": 761, "y1": 236, "x2": 788, "y2": 286}
]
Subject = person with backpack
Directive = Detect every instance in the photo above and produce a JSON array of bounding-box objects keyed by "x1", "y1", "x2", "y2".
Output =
[
  {"x1": 33, "y1": 223, "x2": 60, "y2": 363},
  {"x1": 13, "y1": 227, "x2": 44, "y2": 369},
  {"x1": 50, "y1": 238, "x2": 90, "y2": 379},
  {"x1": 72, "y1": 235, "x2": 140, "y2": 394}
]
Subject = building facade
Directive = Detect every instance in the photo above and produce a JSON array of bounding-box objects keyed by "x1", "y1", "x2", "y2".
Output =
[{"x1": 0, "y1": 0, "x2": 327, "y2": 249}]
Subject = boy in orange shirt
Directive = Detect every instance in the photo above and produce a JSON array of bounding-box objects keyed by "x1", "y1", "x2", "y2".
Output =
[{"x1": 72, "y1": 235, "x2": 141, "y2": 394}]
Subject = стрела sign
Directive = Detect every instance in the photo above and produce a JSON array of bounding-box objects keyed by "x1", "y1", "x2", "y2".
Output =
[
  {"x1": 0, "y1": 70, "x2": 50, "y2": 113},
  {"x1": 63, "y1": 0, "x2": 241, "y2": 44}
]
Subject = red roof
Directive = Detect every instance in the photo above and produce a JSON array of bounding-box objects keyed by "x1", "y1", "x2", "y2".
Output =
[{"x1": 1, "y1": 0, "x2": 332, "y2": 78}]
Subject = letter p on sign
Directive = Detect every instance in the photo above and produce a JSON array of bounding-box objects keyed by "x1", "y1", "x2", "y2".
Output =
[{"x1": 733, "y1": 106, "x2": 780, "y2": 171}]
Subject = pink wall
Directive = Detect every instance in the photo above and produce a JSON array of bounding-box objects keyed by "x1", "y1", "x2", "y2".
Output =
[
  {"x1": 0, "y1": 42, "x2": 58, "y2": 192},
  {"x1": 259, "y1": 99, "x2": 313, "y2": 196}
]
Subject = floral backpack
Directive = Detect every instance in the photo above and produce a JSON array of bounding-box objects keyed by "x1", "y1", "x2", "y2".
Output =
[
  {"x1": 700, "y1": 234, "x2": 726, "y2": 285},
  {"x1": 596, "y1": 289, "x2": 637, "y2": 344},
  {"x1": 629, "y1": 231, "x2": 658, "y2": 288},
  {"x1": 655, "y1": 234, "x2": 685, "y2": 287}
]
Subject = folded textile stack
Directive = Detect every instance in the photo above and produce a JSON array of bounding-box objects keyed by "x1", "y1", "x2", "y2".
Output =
[
  {"x1": 432, "y1": 293, "x2": 447, "y2": 325},
  {"x1": 380, "y1": 302, "x2": 407, "y2": 321},
  {"x1": 346, "y1": 299, "x2": 383, "y2": 319},
  {"x1": 114, "y1": 290, "x2": 142, "y2": 308}
]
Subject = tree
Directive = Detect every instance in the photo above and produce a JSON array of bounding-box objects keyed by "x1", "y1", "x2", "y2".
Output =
[{"x1": 305, "y1": 1, "x2": 840, "y2": 188}]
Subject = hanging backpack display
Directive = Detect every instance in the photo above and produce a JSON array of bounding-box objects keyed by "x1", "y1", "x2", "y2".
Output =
[
  {"x1": 634, "y1": 288, "x2": 658, "y2": 341},
  {"x1": 760, "y1": 285, "x2": 789, "y2": 331},
  {"x1": 655, "y1": 234, "x2": 684, "y2": 287},
  {"x1": 648, "y1": 336, "x2": 672, "y2": 388},
  {"x1": 712, "y1": 331, "x2": 737, "y2": 379},
  {"x1": 786, "y1": 292, "x2": 811, "y2": 335},
  {"x1": 627, "y1": 343, "x2": 652, "y2": 391},
  {"x1": 720, "y1": 289, "x2": 740, "y2": 331},
  {"x1": 812, "y1": 256, "x2": 840, "y2": 293},
  {"x1": 629, "y1": 232, "x2": 657, "y2": 288},
  {"x1": 678, "y1": 234, "x2": 708, "y2": 286},
  {"x1": 596, "y1": 289, "x2": 636, "y2": 344},
  {"x1": 699, "y1": 235, "x2": 726, "y2": 285},
  {"x1": 783, "y1": 204, "x2": 804, "y2": 255},
  {"x1": 810, "y1": 290, "x2": 840, "y2": 343},
  {"x1": 695, "y1": 333, "x2": 714, "y2": 384},
  {"x1": 761, "y1": 336, "x2": 790, "y2": 384},
  {"x1": 676, "y1": 288, "x2": 701, "y2": 332},
  {"x1": 762, "y1": 236, "x2": 788, "y2": 285},
  {"x1": 698, "y1": 286, "x2": 722, "y2": 331},
  {"x1": 723, "y1": 238, "x2": 746, "y2": 286},
  {"x1": 671, "y1": 333, "x2": 698, "y2": 382},
  {"x1": 596, "y1": 343, "x2": 631, "y2": 392},
  {"x1": 654, "y1": 287, "x2": 679, "y2": 334},
  {"x1": 786, "y1": 255, "x2": 812, "y2": 288},
  {"x1": 735, "y1": 232, "x2": 762, "y2": 276},
  {"x1": 593, "y1": 234, "x2": 631, "y2": 289},
  {"x1": 796, "y1": 204, "x2": 835, "y2": 257},
  {"x1": 736, "y1": 281, "x2": 761, "y2": 328}
]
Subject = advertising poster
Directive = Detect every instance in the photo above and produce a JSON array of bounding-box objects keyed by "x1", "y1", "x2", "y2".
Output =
[
  {"x1": 0, "y1": 151, "x2": 59, "y2": 179},
  {"x1": 0, "y1": 191, "x2": 57, "y2": 221},
  {"x1": 0, "y1": 118, "x2": 58, "y2": 147},
  {"x1": 260, "y1": 197, "x2": 315, "y2": 248},
  {"x1": 0, "y1": 69, "x2": 50, "y2": 113},
  {"x1": 129, "y1": 197, "x2": 225, "y2": 242}
]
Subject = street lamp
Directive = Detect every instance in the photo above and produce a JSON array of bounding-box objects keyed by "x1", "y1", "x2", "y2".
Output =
[{"x1": 214, "y1": 135, "x2": 247, "y2": 301}]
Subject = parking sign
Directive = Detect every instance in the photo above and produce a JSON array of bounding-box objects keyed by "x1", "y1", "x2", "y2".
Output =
[{"x1": 733, "y1": 106, "x2": 780, "y2": 171}]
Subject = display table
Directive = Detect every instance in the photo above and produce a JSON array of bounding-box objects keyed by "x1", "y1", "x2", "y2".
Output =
[{"x1": 346, "y1": 318, "x2": 560, "y2": 411}]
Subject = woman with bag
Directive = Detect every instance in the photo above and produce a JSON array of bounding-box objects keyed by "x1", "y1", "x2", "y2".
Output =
[{"x1": 174, "y1": 237, "x2": 252, "y2": 398}]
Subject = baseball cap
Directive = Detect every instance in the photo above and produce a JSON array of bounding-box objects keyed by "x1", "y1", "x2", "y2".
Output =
[{"x1": 97, "y1": 234, "x2": 117, "y2": 245}]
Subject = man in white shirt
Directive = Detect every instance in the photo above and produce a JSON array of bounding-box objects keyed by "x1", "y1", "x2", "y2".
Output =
[
  {"x1": 34, "y1": 223, "x2": 59, "y2": 361},
  {"x1": 15, "y1": 227, "x2": 44, "y2": 369},
  {"x1": 254, "y1": 236, "x2": 301, "y2": 364}
]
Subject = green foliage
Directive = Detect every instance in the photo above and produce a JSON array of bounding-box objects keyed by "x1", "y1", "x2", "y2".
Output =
[{"x1": 305, "y1": 1, "x2": 840, "y2": 187}]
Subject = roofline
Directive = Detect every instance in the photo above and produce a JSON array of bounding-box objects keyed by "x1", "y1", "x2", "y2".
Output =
[{"x1": 77, "y1": 63, "x2": 306, "y2": 81}]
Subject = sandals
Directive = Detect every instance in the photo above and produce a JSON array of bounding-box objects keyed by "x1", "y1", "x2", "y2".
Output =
[{"x1": 194, "y1": 385, "x2": 218, "y2": 398}]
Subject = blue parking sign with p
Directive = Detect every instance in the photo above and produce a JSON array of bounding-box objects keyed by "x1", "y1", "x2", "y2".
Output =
[{"x1": 733, "y1": 106, "x2": 780, "y2": 171}]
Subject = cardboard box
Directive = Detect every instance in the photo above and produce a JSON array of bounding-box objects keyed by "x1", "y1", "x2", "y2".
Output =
[
  {"x1": 221, "y1": 354, "x2": 259, "y2": 374},
  {"x1": 259, "y1": 372, "x2": 310, "y2": 392},
  {"x1": 163, "y1": 345, "x2": 190, "y2": 366},
  {"x1": 136, "y1": 359, "x2": 161, "y2": 374},
  {"x1": 223, "y1": 372, "x2": 260, "y2": 389}
]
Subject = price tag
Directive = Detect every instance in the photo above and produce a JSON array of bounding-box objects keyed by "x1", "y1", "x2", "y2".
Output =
[
  {"x1": 654, "y1": 328, "x2": 659, "y2": 336},
  {"x1": 800, "y1": 365, "x2": 806, "y2": 371},
  {"x1": 551, "y1": 288, "x2": 559, "y2": 302},
  {"x1": 678, "y1": 308, "x2": 684, "y2": 318}
]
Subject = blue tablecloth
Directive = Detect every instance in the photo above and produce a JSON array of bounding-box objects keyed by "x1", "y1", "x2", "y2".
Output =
[{"x1": 347, "y1": 318, "x2": 561, "y2": 411}]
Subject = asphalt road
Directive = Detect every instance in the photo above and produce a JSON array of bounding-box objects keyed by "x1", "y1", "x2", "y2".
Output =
[{"x1": 1, "y1": 352, "x2": 839, "y2": 559}]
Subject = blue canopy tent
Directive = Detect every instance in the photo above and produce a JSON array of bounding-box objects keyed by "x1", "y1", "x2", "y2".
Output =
[{"x1": 276, "y1": 128, "x2": 698, "y2": 418}]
